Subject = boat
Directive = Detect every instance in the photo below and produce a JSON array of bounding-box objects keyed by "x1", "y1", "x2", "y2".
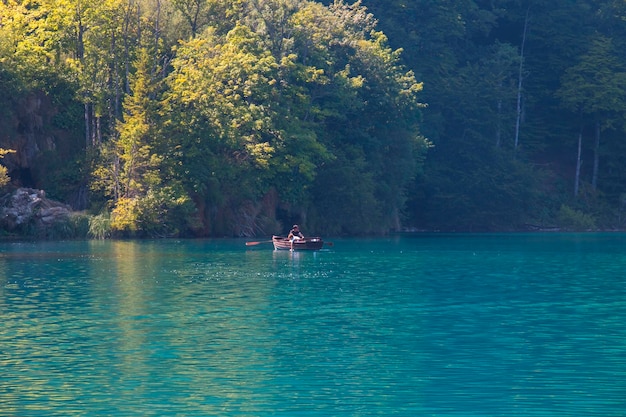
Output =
[{"x1": 272, "y1": 235, "x2": 324, "y2": 251}]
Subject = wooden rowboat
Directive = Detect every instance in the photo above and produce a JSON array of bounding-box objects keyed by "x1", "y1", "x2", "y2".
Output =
[{"x1": 272, "y1": 235, "x2": 324, "y2": 251}]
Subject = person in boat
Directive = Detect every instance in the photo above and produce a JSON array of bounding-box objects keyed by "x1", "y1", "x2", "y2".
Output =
[{"x1": 288, "y1": 224, "x2": 304, "y2": 241}]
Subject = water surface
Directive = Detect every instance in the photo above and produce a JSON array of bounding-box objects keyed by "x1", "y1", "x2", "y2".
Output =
[{"x1": 1, "y1": 234, "x2": 626, "y2": 416}]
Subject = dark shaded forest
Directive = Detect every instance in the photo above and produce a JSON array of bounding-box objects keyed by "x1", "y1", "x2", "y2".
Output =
[{"x1": 1, "y1": 0, "x2": 625, "y2": 238}]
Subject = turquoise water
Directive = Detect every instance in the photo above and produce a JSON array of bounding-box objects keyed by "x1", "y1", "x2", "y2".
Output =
[{"x1": 1, "y1": 234, "x2": 626, "y2": 416}]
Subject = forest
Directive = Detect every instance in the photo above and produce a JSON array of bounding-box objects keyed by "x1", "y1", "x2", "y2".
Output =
[{"x1": 0, "y1": 0, "x2": 625, "y2": 238}]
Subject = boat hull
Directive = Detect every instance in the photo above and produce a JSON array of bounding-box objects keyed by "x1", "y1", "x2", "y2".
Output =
[{"x1": 272, "y1": 236, "x2": 324, "y2": 251}]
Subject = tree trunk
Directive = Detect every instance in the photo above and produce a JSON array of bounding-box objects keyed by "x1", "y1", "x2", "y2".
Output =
[
  {"x1": 76, "y1": 6, "x2": 85, "y2": 60},
  {"x1": 77, "y1": 7, "x2": 89, "y2": 148},
  {"x1": 592, "y1": 120, "x2": 600, "y2": 190},
  {"x1": 514, "y1": 7, "x2": 529, "y2": 151},
  {"x1": 123, "y1": 0, "x2": 133, "y2": 94},
  {"x1": 154, "y1": 0, "x2": 161, "y2": 52},
  {"x1": 575, "y1": 126, "x2": 582, "y2": 196},
  {"x1": 96, "y1": 116, "x2": 101, "y2": 145},
  {"x1": 84, "y1": 102, "x2": 90, "y2": 148},
  {"x1": 91, "y1": 111, "x2": 97, "y2": 146}
]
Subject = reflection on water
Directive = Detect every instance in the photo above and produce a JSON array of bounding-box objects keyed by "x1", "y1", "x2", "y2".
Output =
[{"x1": 1, "y1": 235, "x2": 626, "y2": 415}]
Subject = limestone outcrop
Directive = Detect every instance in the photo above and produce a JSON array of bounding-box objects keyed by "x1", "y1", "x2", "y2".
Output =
[{"x1": 0, "y1": 187, "x2": 73, "y2": 235}]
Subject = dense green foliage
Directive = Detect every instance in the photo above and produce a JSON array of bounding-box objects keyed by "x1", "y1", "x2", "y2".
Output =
[
  {"x1": 1, "y1": 0, "x2": 626, "y2": 236},
  {"x1": 355, "y1": 0, "x2": 626, "y2": 231},
  {"x1": 0, "y1": 0, "x2": 425, "y2": 237}
]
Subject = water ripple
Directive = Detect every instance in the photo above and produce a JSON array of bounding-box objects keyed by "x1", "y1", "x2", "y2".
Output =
[{"x1": 1, "y1": 236, "x2": 626, "y2": 415}]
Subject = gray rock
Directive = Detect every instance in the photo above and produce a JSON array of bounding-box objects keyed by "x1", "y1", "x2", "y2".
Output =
[{"x1": 0, "y1": 187, "x2": 72, "y2": 233}]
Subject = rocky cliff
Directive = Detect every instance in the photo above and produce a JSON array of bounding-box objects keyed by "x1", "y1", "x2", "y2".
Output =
[{"x1": 1, "y1": 87, "x2": 86, "y2": 209}]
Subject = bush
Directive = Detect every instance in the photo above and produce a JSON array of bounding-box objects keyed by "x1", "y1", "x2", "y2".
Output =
[
  {"x1": 136, "y1": 186, "x2": 196, "y2": 238},
  {"x1": 110, "y1": 197, "x2": 140, "y2": 235},
  {"x1": 70, "y1": 213, "x2": 91, "y2": 238},
  {"x1": 0, "y1": 149, "x2": 15, "y2": 188},
  {"x1": 557, "y1": 205, "x2": 596, "y2": 231},
  {"x1": 89, "y1": 212, "x2": 112, "y2": 239}
]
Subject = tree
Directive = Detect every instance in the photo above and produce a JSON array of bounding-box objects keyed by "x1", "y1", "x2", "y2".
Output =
[
  {"x1": 163, "y1": 24, "x2": 285, "y2": 234},
  {"x1": 171, "y1": 0, "x2": 241, "y2": 38},
  {"x1": 0, "y1": 149, "x2": 16, "y2": 188},
  {"x1": 557, "y1": 35, "x2": 626, "y2": 194},
  {"x1": 161, "y1": 0, "x2": 426, "y2": 235},
  {"x1": 93, "y1": 47, "x2": 193, "y2": 236}
]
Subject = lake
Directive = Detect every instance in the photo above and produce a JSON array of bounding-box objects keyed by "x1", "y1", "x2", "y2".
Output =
[{"x1": 1, "y1": 234, "x2": 626, "y2": 416}]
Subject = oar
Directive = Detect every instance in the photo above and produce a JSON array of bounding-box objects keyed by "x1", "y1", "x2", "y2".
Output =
[
  {"x1": 245, "y1": 240, "x2": 273, "y2": 246},
  {"x1": 324, "y1": 241, "x2": 334, "y2": 247}
]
